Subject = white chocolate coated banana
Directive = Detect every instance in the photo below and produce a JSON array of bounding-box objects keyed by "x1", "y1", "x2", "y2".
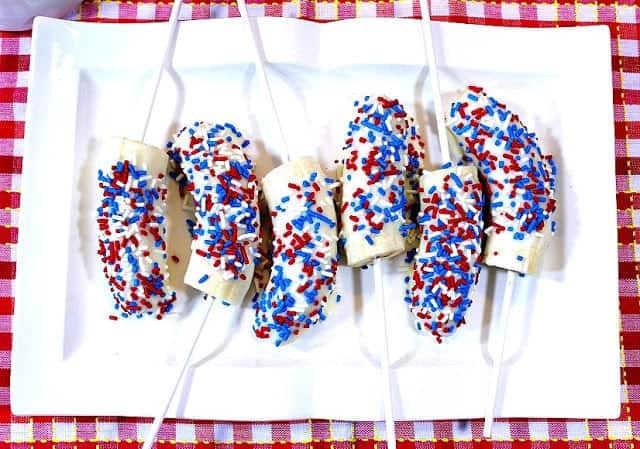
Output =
[
  {"x1": 447, "y1": 87, "x2": 557, "y2": 274},
  {"x1": 405, "y1": 164, "x2": 484, "y2": 341},
  {"x1": 340, "y1": 96, "x2": 424, "y2": 267},
  {"x1": 96, "y1": 138, "x2": 177, "y2": 319},
  {"x1": 253, "y1": 157, "x2": 340, "y2": 346},
  {"x1": 168, "y1": 122, "x2": 260, "y2": 304}
]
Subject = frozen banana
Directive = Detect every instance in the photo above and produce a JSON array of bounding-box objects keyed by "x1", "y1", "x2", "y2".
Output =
[
  {"x1": 168, "y1": 122, "x2": 260, "y2": 304},
  {"x1": 447, "y1": 86, "x2": 557, "y2": 274},
  {"x1": 253, "y1": 156, "x2": 340, "y2": 346},
  {"x1": 96, "y1": 137, "x2": 177, "y2": 319},
  {"x1": 405, "y1": 164, "x2": 484, "y2": 342},
  {"x1": 340, "y1": 96, "x2": 424, "y2": 267}
]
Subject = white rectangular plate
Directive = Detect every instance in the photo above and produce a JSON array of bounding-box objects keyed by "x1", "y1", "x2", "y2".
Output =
[{"x1": 12, "y1": 16, "x2": 619, "y2": 421}]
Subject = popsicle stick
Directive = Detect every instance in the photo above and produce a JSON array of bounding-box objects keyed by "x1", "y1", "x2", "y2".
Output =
[
  {"x1": 417, "y1": 0, "x2": 450, "y2": 165},
  {"x1": 372, "y1": 259, "x2": 397, "y2": 449},
  {"x1": 139, "y1": 0, "x2": 183, "y2": 143},
  {"x1": 136, "y1": 1, "x2": 192, "y2": 447},
  {"x1": 483, "y1": 269, "x2": 516, "y2": 438},
  {"x1": 141, "y1": 298, "x2": 216, "y2": 449},
  {"x1": 237, "y1": 0, "x2": 292, "y2": 163}
]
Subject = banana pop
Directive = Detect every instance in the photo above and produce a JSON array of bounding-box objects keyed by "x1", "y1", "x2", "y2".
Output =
[
  {"x1": 406, "y1": 164, "x2": 484, "y2": 341},
  {"x1": 168, "y1": 122, "x2": 261, "y2": 304},
  {"x1": 253, "y1": 157, "x2": 340, "y2": 346},
  {"x1": 339, "y1": 96, "x2": 424, "y2": 267},
  {"x1": 96, "y1": 138, "x2": 177, "y2": 319},
  {"x1": 447, "y1": 87, "x2": 557, "y2": 274}
]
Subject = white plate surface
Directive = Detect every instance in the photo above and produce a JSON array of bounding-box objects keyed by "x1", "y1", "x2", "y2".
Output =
[{"x1": 12, "y1": 17, "x2": 619, "y2": 421}]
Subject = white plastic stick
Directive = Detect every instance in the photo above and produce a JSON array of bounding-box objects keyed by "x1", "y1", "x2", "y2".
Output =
[
  {"x1": 483, "y1": 269, "x2": 516, "y2": 438},
  {"x1": 136, "y1": 2, "x2": 211, "y2": 448},
  {"x1": 136, "y1": 3, "x2": 191, "y2": 447},
  {"x1": 373, "y1": 259, "x2": 397, "y2": 449},
  {"x1": 236, "y1": 0, "x2": 292, "y2": 163},
  {"x1": 139, "y1": 0, "x2": 183, "y2": 143},
  {"x1": 417, "y1": 0, "x2": 450, "y2": 165},
  {"x1": 141, "y1": 298, "x2": 216, "y2": 449}
]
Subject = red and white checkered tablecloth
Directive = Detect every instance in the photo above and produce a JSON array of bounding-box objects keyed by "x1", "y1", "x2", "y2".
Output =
[{"x1": 0, "y1": 0, "x2": 637, "y2": 447}]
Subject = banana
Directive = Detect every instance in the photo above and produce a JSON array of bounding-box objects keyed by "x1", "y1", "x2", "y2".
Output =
[
  {"x1": 446, "y1": 86, "x2": 557, "y2": 274},
  {"x1": 168, "y1": 122, "x2": 260, "y2": 304},
  {"x1": 116, "y1": 138, "x2": 169, "y2": 176},
  {"x1": 96, "y1": 138, "x2": 177, "y2": 319},
  {"x1": 405, "y1": 164, "x2": 484, "y2": 342},
  {"x1": 253, "y1": 156, "x2": 340, "y2": 346},
  {"x1": 339, "y1": 95, "x2": 424, "y2": 267}
]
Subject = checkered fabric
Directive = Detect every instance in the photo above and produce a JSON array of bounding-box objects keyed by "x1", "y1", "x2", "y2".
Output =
[{"x1": 0, "y1": 0, "x2": 636, "y2": 447}]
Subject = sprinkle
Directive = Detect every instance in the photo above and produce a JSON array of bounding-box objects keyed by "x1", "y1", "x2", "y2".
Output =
[{"x1": 449, "y1": 172, "x2": 463, "y2": 188}]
